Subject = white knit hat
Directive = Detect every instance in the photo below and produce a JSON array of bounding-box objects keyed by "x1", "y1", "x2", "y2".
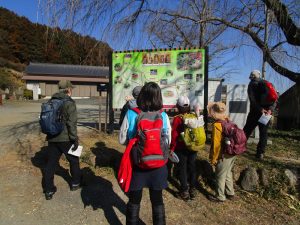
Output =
[
  {"x1": 177, "y1": 96, "x2": 190, "y2": 107},
  {"x1": 249, "y1": 70, "x2": 261, "y2": 79}
]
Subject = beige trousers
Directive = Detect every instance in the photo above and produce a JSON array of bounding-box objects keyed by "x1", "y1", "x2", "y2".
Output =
[{"x1": 215, "y1": 155, "x2": 236, "y2": 201}]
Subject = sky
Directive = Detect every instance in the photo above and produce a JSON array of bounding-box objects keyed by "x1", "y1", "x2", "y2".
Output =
[{"x1": 0, "y1": 0, "x2": 295, "y2": 93}]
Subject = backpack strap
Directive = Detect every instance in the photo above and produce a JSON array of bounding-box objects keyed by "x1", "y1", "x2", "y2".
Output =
[
  {"x1": 132, "y1": 108, "x2": 164, "y2": 115},
  {"x1": 131, "y1": 107, "x2": 141, "y2": 115}
]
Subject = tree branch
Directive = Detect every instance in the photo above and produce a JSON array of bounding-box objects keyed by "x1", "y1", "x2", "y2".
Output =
[
  {"x1": 262, "y1": 0, "x2": 300, "y2": 45},
  {"x1": 209, "y1": 16, "x2": 300, "y2": 83}
]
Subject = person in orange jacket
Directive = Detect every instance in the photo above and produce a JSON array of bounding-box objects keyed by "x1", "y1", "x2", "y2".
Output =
[{"x1": 207, "y1": 102, "x2": 236, "y2": 203}]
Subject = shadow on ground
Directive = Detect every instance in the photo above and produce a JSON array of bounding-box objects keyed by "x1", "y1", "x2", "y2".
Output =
[
  {"x1": 80, "y1": 167, "x2": 127, "y2": 225},
  {"x1": 91, "y1": 142, "x2": 122, "y2": 176},
  {"x1": 31, "y1": 145, "x2": 129, "y2": 224},
  {"x1": 31, "y1": 146, "x2": 73, "y2": 191}
]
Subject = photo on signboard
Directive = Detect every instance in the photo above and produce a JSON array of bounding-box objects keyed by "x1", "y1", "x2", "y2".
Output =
[
  {"x1": 132, "y1": 73, "x2": 139, "y2": 80},
  {"x1": 150, "y1": 69, "x2": 158, "y2": 75},
  {"x1": 196, "y1": 74, "x2": 203, "y2": 82},
  {"x1": 184, "y1": 74, "x2": 193, "y2": 80},
  {"x1": 160, "y1": 79, "x2": 168, "y2": 85},
  {"x1": 114, "y1": 63, "x2": 122, "y2": 72},
  {"x1": 166, "y1": 70, "x2": 173, "y2": 77}
]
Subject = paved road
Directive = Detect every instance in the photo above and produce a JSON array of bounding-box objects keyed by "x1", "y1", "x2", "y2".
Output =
[{"x1": 0, "y1": 99, "x2": 102, "y2": 156}]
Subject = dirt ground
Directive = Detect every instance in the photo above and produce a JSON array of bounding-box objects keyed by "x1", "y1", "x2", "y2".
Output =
[{"x1": 0, "y1": 100, "x2": 299, "y2": 225}]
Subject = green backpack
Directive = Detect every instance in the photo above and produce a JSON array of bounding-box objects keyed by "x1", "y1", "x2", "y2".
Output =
[{"x1": 180, "y1": 113, "x2": 206, "y2": 152}]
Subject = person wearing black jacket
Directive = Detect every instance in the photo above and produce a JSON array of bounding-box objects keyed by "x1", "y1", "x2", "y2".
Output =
[
  {"x1": 43, "y1": 80, "x2": 81, "y2": 200},
  {"x1": 243, "y1": 70, "x2": 276, "y2": 160}
]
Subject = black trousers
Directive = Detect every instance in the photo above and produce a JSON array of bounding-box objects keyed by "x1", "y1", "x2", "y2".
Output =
[
  {"x1": 43, "y1": 141, "x2": 81, "y2": 192},
  {"x1": 243, "y1": 110, "x2": 269, "y2": 155},
  {"x1": 128, "y1": 189, "x2": 163, "y2": 206},
  {"x1": 176, "y1": 150, "x2": 197, "y2": 191}
]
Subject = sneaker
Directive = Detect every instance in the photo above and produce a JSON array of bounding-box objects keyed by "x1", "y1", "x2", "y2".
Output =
[
  {"x1": 177, "y1": 190, "x2": 190, "y2": 201},
  {"x1": 70, "y1": 183, "x2": 81, "y2": 191},
  {"x1": 189, "y1": 187, "x2": 197, "y2": 200}
]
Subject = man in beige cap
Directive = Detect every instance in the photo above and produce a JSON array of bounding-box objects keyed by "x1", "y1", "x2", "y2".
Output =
[
  {"x1": 243, "y1": 70, "x2": 276, "y2": 160},
  {"x1": 43, "y1": 80, "x2": 81, "y2": 200}
]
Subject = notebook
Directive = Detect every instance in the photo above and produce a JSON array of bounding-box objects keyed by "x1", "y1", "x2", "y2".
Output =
[
  {"x1": 68, "y1": 145, "x2": 83, "y2": 157},
  {"x1": 258, "y1": 113, "x2": 272, "y2": 125}
]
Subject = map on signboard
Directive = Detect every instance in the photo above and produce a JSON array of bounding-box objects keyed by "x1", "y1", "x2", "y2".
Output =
[{"x1": 112, "y1": 49, "x2": 206, "y2": 109}]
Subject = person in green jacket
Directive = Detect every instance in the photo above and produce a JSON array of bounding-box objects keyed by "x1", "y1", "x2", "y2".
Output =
[{"x1": 43, "y1": 80, "x2": 81, "y2": 200}]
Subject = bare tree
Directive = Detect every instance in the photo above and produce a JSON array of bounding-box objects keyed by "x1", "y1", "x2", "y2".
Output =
[
  {"x1": 42, "y1": 0, "x2": 240, "y2": 78},
  {"x1": 263, "y1": 0, "x2": 300, "y2": 46},
  {"x1": 42, "y1": 0, "x2": 300, "y2": 82},
  {"x1": 144, "y1": 0, "x2": 239, "y2": 78},
  {"x1": 205, "y1": 0, "x2": 300, "y2": 83}
]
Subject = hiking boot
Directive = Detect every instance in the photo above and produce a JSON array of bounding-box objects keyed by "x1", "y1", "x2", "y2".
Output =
[
  {"x1": 177, "y1": 190, "x2": 190, "y2": 201},
  {"x1": 226, "y1": 195, "x2": 235, "y2": 201},
  {"x1": 208, "y1": 195, "x2": 224, "y2": 203},
  {"x1": 44, "y1": 187, "x2": 57, "y2": 200},
  {"x1": 70, "y1": 183, "x2": 81, "y2": 191},
  {"x1": 189, "y1": 187, "x2": 197, "y2": 200},
  {"x1": 45, "y1": 191, "x2": 55, "y2": 200}
]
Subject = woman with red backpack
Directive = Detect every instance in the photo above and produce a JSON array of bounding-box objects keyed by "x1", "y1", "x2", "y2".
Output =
[{"x1": 119, "y1": 82, "x2": 171, "y2": 225}]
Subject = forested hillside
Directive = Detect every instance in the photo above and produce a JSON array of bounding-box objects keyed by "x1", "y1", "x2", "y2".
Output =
[{"x1": 0, "y1": 7, "x2": 112, "y2": 69}]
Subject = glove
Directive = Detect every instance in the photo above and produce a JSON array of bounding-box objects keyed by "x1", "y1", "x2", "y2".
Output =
[{"x1": 71, "y1": 138, "x2": 79, "y2": 151}]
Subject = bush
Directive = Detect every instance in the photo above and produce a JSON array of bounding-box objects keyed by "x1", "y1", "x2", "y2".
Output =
[{"x1": 23, "y1": 89, "x2": 33, "y2": 100}]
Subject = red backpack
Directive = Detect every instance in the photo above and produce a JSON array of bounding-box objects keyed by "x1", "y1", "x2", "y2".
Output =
[
  {"x1": 220, "y1": 120, "x2": 247, "y2": 156},
  {"x1": 131, "y1": 108, "x2": 169, "y2": 169},
  {"x1": 259, "y1": 80, "x2": 278, "y2": 106}
]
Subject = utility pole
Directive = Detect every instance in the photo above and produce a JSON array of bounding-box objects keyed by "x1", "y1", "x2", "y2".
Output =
[{"x1": 262, "y1": 4, "x2": 269, "y2": 79}]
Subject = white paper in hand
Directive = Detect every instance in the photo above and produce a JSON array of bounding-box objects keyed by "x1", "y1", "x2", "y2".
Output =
[
  {"x1": 258, "y1": 114, "x2": 272, "y2": 125},
  {"x1": 169, "y1": 151, "x2": 179, "y2": 163},
  {"x1": 68, "y1": 145, "x2": 83, "y2": 157}
]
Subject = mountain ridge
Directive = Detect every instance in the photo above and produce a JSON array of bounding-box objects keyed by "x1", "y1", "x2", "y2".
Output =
[{"x1": 0, "y1": 7, "x2": 112, "y2": 69}]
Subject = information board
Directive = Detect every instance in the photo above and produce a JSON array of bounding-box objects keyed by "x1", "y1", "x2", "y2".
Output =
[{"x1": 112, "y1": 48, "x2": 206, "y2": 109}]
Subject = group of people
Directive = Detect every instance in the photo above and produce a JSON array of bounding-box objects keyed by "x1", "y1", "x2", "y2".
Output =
[{"x1": 42, "y1": 69, "x2": 275, "y2": 225}]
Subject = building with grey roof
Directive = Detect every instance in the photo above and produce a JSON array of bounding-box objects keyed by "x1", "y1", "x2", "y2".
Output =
[{"x1": 23, "y1": 63, "x2": 109, "y2": 99}]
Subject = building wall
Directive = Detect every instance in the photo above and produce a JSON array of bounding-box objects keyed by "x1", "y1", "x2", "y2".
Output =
[
  {"x1": 208, "y1": 80, "x2": 222, "y2": 102},
  {"x1": 226, "y1": 84, "x2": 249, "y2": 129},
  {"x1": 277, "y1": 84, "x2": 300, "y2": 130},
  {"x1": 27, "y1": 81, "x2": 103, "y2": 97}
]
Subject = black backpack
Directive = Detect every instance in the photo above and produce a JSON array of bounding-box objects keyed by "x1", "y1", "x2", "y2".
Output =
[{"x1": 39, "y1": 98, "x2": 68, "y2": 136}]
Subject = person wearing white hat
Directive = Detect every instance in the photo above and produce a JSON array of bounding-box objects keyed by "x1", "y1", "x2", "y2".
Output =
[
  {"x1": 243, "y1": 70, "x2": 277, "y2": 160},
  {"x1": 170, "y1": 96, "x2": 198, "y2": 201},
  {"x1": 243, "y1": 70, "x2": 276, "y2": 160}
]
